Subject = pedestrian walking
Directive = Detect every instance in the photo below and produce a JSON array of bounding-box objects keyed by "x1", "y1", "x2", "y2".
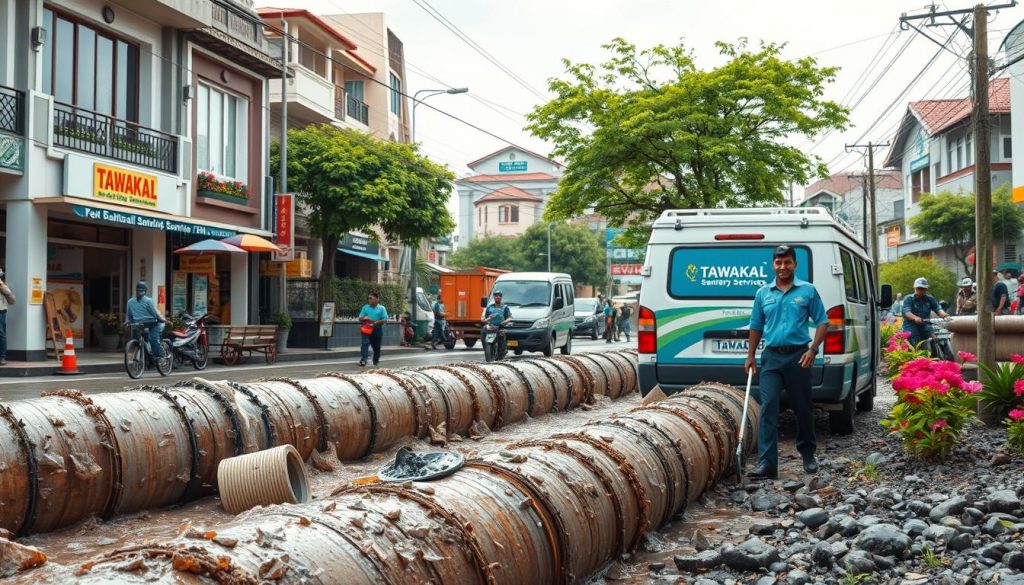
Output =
[
  {"x1": 992, "y1": 270, "x2": 1010, "y2": 316},
  {"x1": 603, "y1": 299, "x2": 614, "y2": 343},
  {"x1": 431, "y1": 291, "x2": 447, "y2": 350},
  {"x1": 612, "y1": 302, "x2": 623, "y2": 341},
  {"x1": 619, "y1": 302, "x2": 632, "y2": 342},
  {"x1": 358, "y1": 292, "x2": 389, "y2": 367},
  {"x1": 0, "y1": 270, "x2": 15, "y2": 366},
  {"x1": 744, "y1": 245, "x2": 830, "y2": 480}
]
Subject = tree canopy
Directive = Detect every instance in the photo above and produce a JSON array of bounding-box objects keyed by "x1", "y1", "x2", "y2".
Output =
[
  {"x1": 448, "y1": 223, "x2": 607, "y2": 286},
  {"x1": 527, "y1": 38, "x2": 848, "y2": 247},
  {"x1": 907, "y1": 184, "x2": 1024, "y2": 280},
  {"x1": 271, "y1": 125, "x2": 455, "y2": 298},
  {"x1": 880, "y1": 255, "x2": 957, "y2": 306}
]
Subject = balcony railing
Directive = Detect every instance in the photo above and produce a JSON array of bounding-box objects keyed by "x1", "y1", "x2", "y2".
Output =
[
  {"x1": 53, "y1": 102, "x2": 177, "y2": 173},
  {"x1": 346, "y1": 94, "x2": 369, "y2": 126},
  {"x1": 211, "y1": 0, "x2": 260, "y2": 45},
  {"x1": 334, "y1": 86, "x2": 346, "y2": 120},
  {"x1": 0, "y1": 85, "x2": 25, "y2": 135}
]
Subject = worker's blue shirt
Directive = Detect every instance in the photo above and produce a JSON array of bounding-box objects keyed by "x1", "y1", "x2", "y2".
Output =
[
  {"x1": 358, "y1": 304, "x2": 389, "y2": 322},
  {"x1": 749, "y1": 278, "x2": 828, "y2": 347},
  {"x1": 484, "y1": 303, "x2": 511, "y2": 326},
  {"x1": 901, "y1": 293, "x2": 941, "y2": 342},
  {"x1": 126, "y1": 295, "x2": 162, "y2": 323}
]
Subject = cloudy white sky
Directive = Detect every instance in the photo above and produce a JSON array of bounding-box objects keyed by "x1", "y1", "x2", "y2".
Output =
[{"x1": 261, "y1": 0, "x2": 1024, "y2": 220}]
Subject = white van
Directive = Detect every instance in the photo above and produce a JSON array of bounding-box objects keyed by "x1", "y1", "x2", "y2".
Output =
[
  {"x1": 484, "y1": 272, "x2": 575, "y2": 356},
  {"x1": 637, "y1": 208, "x2": 892, "y2": 434}
]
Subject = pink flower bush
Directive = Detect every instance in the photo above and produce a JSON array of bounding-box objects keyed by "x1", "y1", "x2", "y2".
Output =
[
  {"x1": 1012, "y1": 354, "x2": 1024, "y2": 365},
  {"x1": 957, "y1": 351, "x2": 976, "y2": 363},
  {"x1": 882, "y1": 358, "x2": 979, "y2": 461},
  {"x1": 1007, "y1": 407, "x2": 1024, "y2": 454},
  {"x1": 1010, "y1": 409, "x2": 1024, "y2": 421},
  {"x1": 1015, "y1": 380, "x2": 1024, "y2": 398},
  {"x1": 882, "y1": 332, "x2": 930, "y2": 379}
]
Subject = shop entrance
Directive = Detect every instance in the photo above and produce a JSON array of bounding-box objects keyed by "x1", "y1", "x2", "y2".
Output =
[{"x1": 168, "y1": 233, "x2": 232, "y2": 324}]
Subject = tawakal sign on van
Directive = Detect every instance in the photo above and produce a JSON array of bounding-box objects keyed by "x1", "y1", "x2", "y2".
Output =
[{"x1": 669, "y1": 246, "x2": 810, "y2": 298}]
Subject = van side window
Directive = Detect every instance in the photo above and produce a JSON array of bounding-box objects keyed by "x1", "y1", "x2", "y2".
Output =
[
  {"x1": 840, "y1": 249, "x2": 858, "y2": 302},
  {"x1": 554, "y1": 282, "x2": 564, "y2": 306},
  {"x1": 855, "y1": 258, "x2": 870, "y2": 303},
  {"x1": 565, "y1": 284, "x2": 574, "y2": 306}
]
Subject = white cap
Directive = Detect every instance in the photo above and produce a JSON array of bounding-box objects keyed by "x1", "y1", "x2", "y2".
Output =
[
  {"x1": 960, "y1": 277, "x2": 973, "y2": 287},
  {"x1": 914, "y1": 277, "x2": 929, "y2": 289}
]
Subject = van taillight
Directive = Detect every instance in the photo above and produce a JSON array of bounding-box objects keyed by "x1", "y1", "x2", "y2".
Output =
[
  {"x1": 638, "y1": 305, "x2": 656, "y2": 354},
  {"x1": 824, "y1": 305, "x2": 845, "y2": 354}
]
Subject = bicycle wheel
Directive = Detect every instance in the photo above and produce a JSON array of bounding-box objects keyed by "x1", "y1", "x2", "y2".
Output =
[
  {"x1": 156, "y1": 340, "x2": 173, "y2": 376},
  {"x1": 124, "y1": 339, "x2": 144, "y2": 379}
]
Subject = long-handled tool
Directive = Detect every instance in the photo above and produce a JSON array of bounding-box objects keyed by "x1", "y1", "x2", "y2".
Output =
[{"x1": 735, "y1": 369, "x2": 754, "y2": 483}]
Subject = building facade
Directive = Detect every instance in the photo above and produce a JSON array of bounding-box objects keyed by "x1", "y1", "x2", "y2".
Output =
[
  {"x1": 457, "y1": 146, "x2": 563, "y2": 244},
  {"x1": 0, "y1": 0, "x2": 278, "y2": 359},
  {"x1": 800, "y1": 171, "x2": 904, "y2": 262},
  {"x1": 882, "y1": 78, "x2": 1013, "y2": 276}
]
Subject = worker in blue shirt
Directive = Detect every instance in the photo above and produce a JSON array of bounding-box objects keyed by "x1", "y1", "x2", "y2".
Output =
[
  {"x1": 358, "y1": 292, "x2": 389, "y2": 367},
  {"x1": 125, "y1": 281, "x2": 167, "y2": 359},
  {"x1": 744, "y1": 245, "x2": 830, "y2": 480}
]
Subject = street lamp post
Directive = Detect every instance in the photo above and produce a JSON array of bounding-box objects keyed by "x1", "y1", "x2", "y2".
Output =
[
  {"x1": 408, "y1": 87, "x2": 468, "y2": 330},
  {"x1": 547, "y1": 222, "x2": 552, "y2": 272}
]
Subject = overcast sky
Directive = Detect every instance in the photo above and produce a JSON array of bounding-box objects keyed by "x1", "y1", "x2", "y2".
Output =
[{"x1": 261, "y1": 0, "x2": 1024, "y2": 221}]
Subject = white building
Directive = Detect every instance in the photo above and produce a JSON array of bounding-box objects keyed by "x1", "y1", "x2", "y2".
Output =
[
  {"x1": 800, "y1": 171, "x2": 904, "y2": 261},
  {"x1": 882, "y1": 78, "x2": 1013, "y2": 274},
  {"x1": 456, "y1": 146, "x2": 563, "y2": 243},
  {"x1": 0, "y1": 0, "x2": 279, "y2": 359}
]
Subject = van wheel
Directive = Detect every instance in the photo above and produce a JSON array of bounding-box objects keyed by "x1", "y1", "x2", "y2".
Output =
[
  {"x1": 542, "y1": 333, "x2": 555, "y2": 357},
  {"x1": 829, "y1": 386, "x2": 856, "y2": 435},
  {"x1": 856, "y1": 378, "x2": 875, "y2": 412},
  {"x1": 560, "y1": 334, "x2": 572, "y2": 355}
]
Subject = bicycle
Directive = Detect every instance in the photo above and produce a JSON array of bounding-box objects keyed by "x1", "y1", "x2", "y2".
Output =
[
  {"x1": 123, "y1": 321, "x2": 173, "y2": 379},
  {"x1": 923, "y1": 317, "x2": 955, "y2": 362}
]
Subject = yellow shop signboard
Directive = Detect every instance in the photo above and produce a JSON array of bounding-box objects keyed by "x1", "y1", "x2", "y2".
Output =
[{"x1": 93, "y1": 163, "x2": 158, "y2": 208}]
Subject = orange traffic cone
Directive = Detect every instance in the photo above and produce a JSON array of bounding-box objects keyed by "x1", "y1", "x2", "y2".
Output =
[{"x1": 56, "y1": 330, "x2": 82, "y2": 375}]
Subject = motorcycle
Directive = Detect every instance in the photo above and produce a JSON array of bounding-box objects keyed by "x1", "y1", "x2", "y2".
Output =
[
  {"x1": 482, "y1": 323, "x2": 507, "y2": 362},
  {"x1": 432, "y1": 318, "x2": 457, "y2": 350},
  {"x1": 923, "y1": 317, "x2": 955, "y2": 362},
  {"x1": 168, "y1": 313, "x2": 213, "y2": 370}
]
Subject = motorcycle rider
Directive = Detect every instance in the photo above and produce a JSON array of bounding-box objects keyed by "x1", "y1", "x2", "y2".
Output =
[
  {"x1": 480, "y1": 290, "x2": 512, "y2": 354},
  {"x1": 431, "y1": 290, "x2": 448, "y2": 350},
  {"x1": 126, "y1": 281, "x2": 167, "y2": 361},
  {"x1": 901, "y1": 277, "x2": 950, "y2": 347}
]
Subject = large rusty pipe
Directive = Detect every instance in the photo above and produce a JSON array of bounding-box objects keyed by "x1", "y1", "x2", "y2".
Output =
[
  {"x1": 58, "y1": 381, "x2": 757, "y2": 584},
  {"x1": 0, "y1": 351, "x2": 638, "y2": 537}
]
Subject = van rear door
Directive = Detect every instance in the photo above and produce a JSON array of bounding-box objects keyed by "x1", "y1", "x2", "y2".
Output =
[{"x1": 655, "y1": 244, "x2": 823, "y2": 387}]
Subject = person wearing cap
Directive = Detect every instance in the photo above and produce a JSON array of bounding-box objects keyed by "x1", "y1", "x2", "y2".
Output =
[
  {"x1": 744, "y1": 245, "x2": 829, "y2": 480},
  {"x1": 125, "y1": 281, "x2": 167, "y2": 360},
  {"x1": 481, "y1": 290, "x2": 512, "y2": 354},
  {"x1": 902, "y1": 277, "x2": 949, "y2": 346},
  {"x1": 1015, "y1": 275, "x2": 1024, "y2": 315},
  {"x1": 992, "y1": 270, "x2": 1010, "y2": 315},
  {"x1": 955, "y1": 277, "x2": 977, "y2": 316},
  {"x1": 0, "y1": 269, "x2": 15, "y2": 366}
]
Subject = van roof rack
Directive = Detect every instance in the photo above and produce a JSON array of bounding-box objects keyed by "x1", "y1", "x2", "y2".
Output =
[{"x1": 654, "y1": 207, "x2": 863, "y2": 250}]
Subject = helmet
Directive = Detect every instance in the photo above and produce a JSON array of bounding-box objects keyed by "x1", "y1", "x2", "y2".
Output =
[
  {"x1": 136, "y1": 280, "x2": 148, "y2": 292},
  {"x1": 492, "y1": 290, "x2": 502, "y2": 296},
  {"x1": 913, "y1": 277, "x2": 929, "y2": 289},
  {"x1": 960, "y1": 277, "x2": 974, "y2": 287}
]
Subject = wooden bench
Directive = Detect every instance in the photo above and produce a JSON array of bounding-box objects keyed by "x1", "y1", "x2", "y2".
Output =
[{"x1": 220, "y1": 325, "x2": 278, "y2": 365}]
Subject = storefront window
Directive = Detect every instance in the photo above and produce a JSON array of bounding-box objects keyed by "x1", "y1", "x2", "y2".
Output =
[{"x1": 197, "y1": 82, "x2": 249, "y2": 180}]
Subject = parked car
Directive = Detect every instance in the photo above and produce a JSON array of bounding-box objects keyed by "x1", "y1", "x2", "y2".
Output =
[{"x1": 572, "y1": 297, "x2": 605, "y2": 339}]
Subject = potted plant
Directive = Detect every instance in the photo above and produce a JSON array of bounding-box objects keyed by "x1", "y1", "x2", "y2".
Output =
[
  {"x1": 96, "y1": 312, "x2": 121, "y2": 351},
  {"x1": 270, "y1": 311, "x2": 292, "y2": 353},
  {"x1": 197, "y1": 171, "x2": 250, "y2": 204}
]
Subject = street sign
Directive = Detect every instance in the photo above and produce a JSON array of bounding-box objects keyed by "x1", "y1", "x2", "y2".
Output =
[
  {"x1": 428, "y1": 249, "x2": 437, "y2": 262},
  {"x1": 274, "y1": 193, "x2": 295, "y2": 262},
  {"x1": 319, "y1": 302, "x2": 336, "y2": 337},
  {"x1": 610, "y1": 264, "x2": 643, "y2": 276},
  {"x1": 498, "y1": 161, "x2": 527, "y2": 172}
]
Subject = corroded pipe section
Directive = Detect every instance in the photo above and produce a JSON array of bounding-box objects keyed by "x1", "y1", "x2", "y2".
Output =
[
  {"x1": 0, "y1": 351, "x2": 638, "y2": 536},
  {"x1": 64, "y1": 381, "x2": 757, "y2": 585}
]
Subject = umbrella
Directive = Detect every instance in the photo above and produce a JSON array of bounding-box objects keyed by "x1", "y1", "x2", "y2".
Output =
[
  {"x1": 174, "y1": 239, "x2": 246, "y2": 255},
  {"x1": 220, "y1": 234, "x2": 281, "y2": 253}
]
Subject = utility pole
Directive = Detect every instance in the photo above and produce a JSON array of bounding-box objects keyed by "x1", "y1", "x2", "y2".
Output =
[
  {"x1": 278, "y1": 19, "x2": 288, "y2": 314},
  {"x1": 845, "y1": 141, "x2": 889, "y2": 287},
  {"x1": 897, "y1": 2, "x2": 1015, "y2": 371},
  {"x1": 973, "y1": 3, "x2": 994, "y2": 371}
]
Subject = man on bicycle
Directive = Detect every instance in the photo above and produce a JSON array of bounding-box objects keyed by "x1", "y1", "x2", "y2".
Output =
[
  {"x1": 126, "y1": 281, "x2": 167, "y2": 359},
  {"x1": 431, "y1": 290, "x2": 447, "y2": 350},
  {"x1": 901, "y1": 277, "x2": 949, "y2": 347}
]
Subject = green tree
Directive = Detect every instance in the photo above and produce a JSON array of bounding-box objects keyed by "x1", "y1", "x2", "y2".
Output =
[
  {"x1": 527, "y1": 38, "x2": 848, "y2": 247},
  {"x1": 879, "y1": 255, "x2": 957, "y2": 306},
  {"x1": 448, "y1": 235, "x2": 524, "y2": 271},
  {"x1": 908, "y1": 184, "x2": 1024, "y2": 280},
  {"x1": 517, "y1": 223, "x2": 606, "y2": 286},
  {"x1": 271, "y1": 125, "x2": 455, "y2": 300}
]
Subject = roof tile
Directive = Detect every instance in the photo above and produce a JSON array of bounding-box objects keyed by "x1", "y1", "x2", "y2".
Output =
[
  {"x1": 473, "y1": 186, "x2": 544, "y2": 204},
  {"x1": 909, "y1": 77, "x2": 1010, "y2": 135}
]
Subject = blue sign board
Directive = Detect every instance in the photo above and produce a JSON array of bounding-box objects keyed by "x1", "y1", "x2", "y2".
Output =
[
  {"x1": 72, "y1": 205, "x2": 236, "y2": 238},
  {"x1": 498, "y1": 161, "x2": 527, "y2": 172},
  {"x1": 669, "y1": 246, "x2": 810, "y2": 299}
]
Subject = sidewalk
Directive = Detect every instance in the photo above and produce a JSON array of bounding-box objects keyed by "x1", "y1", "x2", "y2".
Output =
[{"x1": 0, "y1": 345, "x2": 425, "y2": 377}]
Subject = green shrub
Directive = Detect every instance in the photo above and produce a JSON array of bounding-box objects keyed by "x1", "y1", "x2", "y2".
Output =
[{"x1": 332, "y1": 278, "x2": 406, "y2": 316}]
